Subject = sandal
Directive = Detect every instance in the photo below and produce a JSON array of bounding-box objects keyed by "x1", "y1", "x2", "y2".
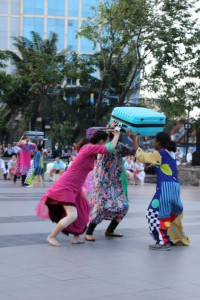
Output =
[
  {"x1": 85, "y1": 234, "x2": 96, "y2": 242},
  {"x1": 105, "y1": 231, "x2": 123, "y2": 237}
]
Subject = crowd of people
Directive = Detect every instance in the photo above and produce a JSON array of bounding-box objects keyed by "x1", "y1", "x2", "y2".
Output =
[
  {"x1": 0, "y1": 140, "x2": 78, "y2": 183},
  {"x1": 0, "y1": 140, "x2": 195, "y2": 186}
]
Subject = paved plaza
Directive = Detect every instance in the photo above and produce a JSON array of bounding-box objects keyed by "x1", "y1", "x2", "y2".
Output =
[{"x1": 0, "y1": 180, "x2": 200, "y2": 300}]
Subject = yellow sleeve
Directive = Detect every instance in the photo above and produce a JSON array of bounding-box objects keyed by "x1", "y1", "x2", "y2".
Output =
[{"x1": 136, "y1": 147, "x2": 161, "y2": 165}]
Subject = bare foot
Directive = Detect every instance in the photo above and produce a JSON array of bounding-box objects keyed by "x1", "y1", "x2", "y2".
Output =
[
  {"x1": 71, "y1": 236, "x2": 85, "y2": 244},
  {"x1": 47, "y1": 235, "x2": 61, "y2": 247}
]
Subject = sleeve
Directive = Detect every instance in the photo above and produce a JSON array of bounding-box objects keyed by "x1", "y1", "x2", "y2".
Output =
[
  {"x1": 136, "y1": 147, "x2": 161, "y2": 165},
  {"x1": 105, "y1": 142, "x2": 115, "y2": 152}
]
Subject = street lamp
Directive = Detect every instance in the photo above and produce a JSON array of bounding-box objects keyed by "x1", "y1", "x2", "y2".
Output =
[{"x1": 90, "y1": 93, "x2": 95, "y2": 126}]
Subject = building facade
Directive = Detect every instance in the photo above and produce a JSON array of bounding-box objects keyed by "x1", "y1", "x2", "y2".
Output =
[
  {"x1": 0, "y1": 0, "x2": 140, "y2": 104},
  {"x1": 0, "y1": 0, "x2": 99, "y2": 73}
]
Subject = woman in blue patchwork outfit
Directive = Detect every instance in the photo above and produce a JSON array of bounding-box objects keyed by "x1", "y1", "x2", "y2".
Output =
[{"x1": 131, "y1": 131, "x2": 189, "y2": 251}]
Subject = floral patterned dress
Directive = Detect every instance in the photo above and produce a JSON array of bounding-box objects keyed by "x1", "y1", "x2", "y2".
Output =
[{"x1": 90, "y1": 142, "x2": 136, "y2": 225}]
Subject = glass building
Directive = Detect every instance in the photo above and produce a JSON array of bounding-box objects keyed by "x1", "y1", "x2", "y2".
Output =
[
  {"x1": 0, "y1": 0, "x2": 99, "y2": 73},
  {"x1": 0, "y1": 0, "x2": 140, "y2": 103}
]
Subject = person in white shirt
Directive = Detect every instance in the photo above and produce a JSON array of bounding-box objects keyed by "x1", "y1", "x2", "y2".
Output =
[
  {"x1": 0, "y1": 158, "x2": 7, "y2": 180},
  {"x1": 175, "y1": 147, "x2": 183, "y2": 166},
  {"x1": 124, "y1": 155, "x2": 134, "y2": 182},
  {"x1": 49, "y1": 157, "x2": 65, "y2": 181},
  {"x1": 133, "y1": 159, "x2": 145, "y2": 185},
  {"x1": 186, "y1": 148, "x2": 193, "y2": 165},
  {"x1": 7, "y1": 154, "x2": 17, "y2": 182}
]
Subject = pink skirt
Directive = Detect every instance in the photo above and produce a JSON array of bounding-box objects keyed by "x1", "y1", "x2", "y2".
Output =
[{"x1": 36, "y1": 189, "x2": 91, "y2": 235}]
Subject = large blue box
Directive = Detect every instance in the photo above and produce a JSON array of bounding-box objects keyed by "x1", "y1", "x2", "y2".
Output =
[{"x1": 110, "y1": 107, "x2": 166, "y2": 136}]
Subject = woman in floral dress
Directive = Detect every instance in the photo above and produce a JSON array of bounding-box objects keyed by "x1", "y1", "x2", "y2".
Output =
[{"x1": 85, "y1": 131, "x2": 136, "y2": 241}]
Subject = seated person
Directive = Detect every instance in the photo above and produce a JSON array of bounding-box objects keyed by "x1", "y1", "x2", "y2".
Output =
[
  {"x1": 67, "y1": 155, "x2": 76, "y2": 169},
  {"x1": 124, "y1": 155, "x2": 134, "y2": 182},
  {"x1": 49, "y1": 157, "x2": 65, "y2": 181},
  {"x1": 186, "y1": 147, "x2": 193, "y2": 165},
  {"x1": 7, "y1": 154, "x2": 17, "y2": 182},
  {"x1": 0, "y1": 158, "x2": 7, "y2": 180},
  {"x1": 45, "y1": 146, "x2": 53, "y2": 159},
  {"x1": 133, "y1": 159, "x2": 145, "y2": 185},
  {"x1": 175, "y1": 147, "x2": 183, "y2": 166}
]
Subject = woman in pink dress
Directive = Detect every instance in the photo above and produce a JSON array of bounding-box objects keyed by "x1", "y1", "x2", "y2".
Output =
[
  {"x1": 36, "y1": 129, "x2": 120, "y2": 246},
  {"x1": 16, "y1": 136, "x2": 36, "y2": 186}
]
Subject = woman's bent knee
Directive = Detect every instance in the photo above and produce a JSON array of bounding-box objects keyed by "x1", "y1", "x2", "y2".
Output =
[{"x1": 65, "y1": 206, "x2": 78, "y2": 222}]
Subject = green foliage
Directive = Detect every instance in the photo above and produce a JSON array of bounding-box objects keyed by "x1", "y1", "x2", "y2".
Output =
[
  {"x1": 49, "y1": 121, "x2": 73, "y2": 147},
  {"x1": 0, "y1": 51, "x2": 9, "y2": 68},
  {"x1": 79, "y1": 0, "x2": 148, "y2": 124},
  {"x1": 79, "y1": 0, "x2": 199, "y2": 124},
  {"x1": 1, "y1": 32, "x2": 72, "y2": 135},
  {"x1": 143, "y1": 0, "x2": 200, "y2": 118}
]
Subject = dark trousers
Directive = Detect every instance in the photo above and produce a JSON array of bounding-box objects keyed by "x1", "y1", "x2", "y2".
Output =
[
  {"x1": 86, "y1": 219, "x2": 119, "y2": 235},
  {"x1": 21, "y1": 174, "x2": 26, "y2": 185}
]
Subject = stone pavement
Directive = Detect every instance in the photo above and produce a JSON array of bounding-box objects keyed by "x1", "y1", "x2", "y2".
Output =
[{"x1": 0, "y1": 179, "x2": 200, "y2": 300}]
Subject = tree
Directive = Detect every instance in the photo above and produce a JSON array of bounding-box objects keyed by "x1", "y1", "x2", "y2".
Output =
[
  {"x1": 0, "y1": 51, "x2": 9, "y2": 68},
  {"x1": 79, "y1": 0, "x2": 199, "y2": 125},
  {"x1": 143, "y1": 0, "x2": 200, "y2": 118},
  {"x1": 3, "y1": 31, "x2": 70, "y2": 134},
  {"x1": 79, "y1": 0, "x2": 148, "y2": 124}
]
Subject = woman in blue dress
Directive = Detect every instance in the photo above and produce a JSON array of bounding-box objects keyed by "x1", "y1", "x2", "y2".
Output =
[{"x1": 130, "y1": 131, "x2": 189, "y2": 251}]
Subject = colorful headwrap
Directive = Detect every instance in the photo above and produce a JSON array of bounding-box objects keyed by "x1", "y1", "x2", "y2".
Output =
[{"x1": 86, "y1": 127, "x2": 107, "y2": 139}]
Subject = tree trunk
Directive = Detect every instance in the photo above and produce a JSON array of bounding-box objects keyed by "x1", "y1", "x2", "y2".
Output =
[{"x1": 95, "y1": 75, "x2": 105, "y2": 126}]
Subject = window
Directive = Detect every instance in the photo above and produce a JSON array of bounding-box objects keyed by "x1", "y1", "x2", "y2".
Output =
[
  {"x1": 0, "y1": 17, "x2": 8, "y2": 49},
  {"x1": 0, "y1": 0, "x2": 8, "y2": 14},
  {"x1": 23, "y1": 18, "x2": 44, "y2": 39},
  {"x1": 47, "y1": 19, "x2": 64, "y2": 50},
  {"x1": 81, "y1": 36, "x2": 95, "y2": 53},
  {"x1": 10, "y1": 0, "x2": 20, "y2": 14},
  {"x1": 67, "y1": 78, "x2": 77, "y2": 85},
  {"x1": 23, "y1": 0, "x2": 44, "y2": 15},
  {"x1": 47, "y1": 0, "x2": 65, "y2": 16},
  {"x1": 67, "y1": 20, "x2": 78, "y2": 51},
  {"x1": 68, "y1": 0, "x2": 79, "y2": 17},
  {"x1": 82, "y1": 0, "x2": 98, "y2": 18},
  {"x1": 10, "y1": 17, "x2": 20, "y2": 50}
]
